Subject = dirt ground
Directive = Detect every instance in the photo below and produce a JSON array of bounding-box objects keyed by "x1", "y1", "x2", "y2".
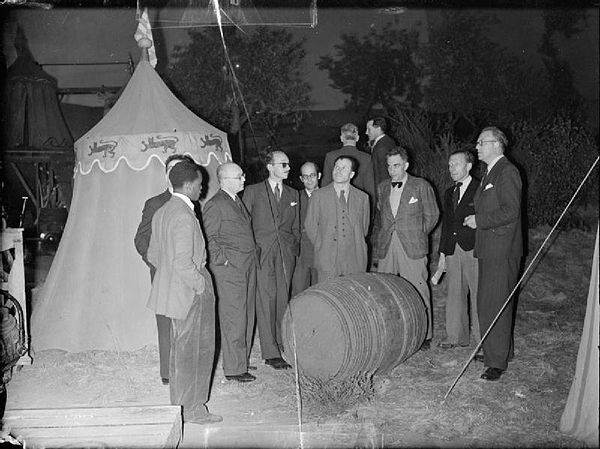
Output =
[{"x1": 3, "y1": 226, "x2": 596, "y2": 448}]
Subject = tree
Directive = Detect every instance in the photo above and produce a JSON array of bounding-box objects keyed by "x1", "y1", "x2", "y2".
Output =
[
  {"x1": 420, "y1": 11, "x2": 548, "y2": 131},
  {"x1": 539, "y1": 9, "x2": 587, "y2": 119},
  {"x1": 317, "y1": 23, "x2": 421, "y2": 116},
  {"x1": 166, "y1": 27, "x2": 311, "y2": 159}
]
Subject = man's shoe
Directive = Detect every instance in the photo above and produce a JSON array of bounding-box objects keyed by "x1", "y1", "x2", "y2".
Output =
[
  {"x1": 161, "y1": 378, "x2": 169, "y2": 385},
  {"x1": 265, "y1": 357, "x2": 291, "y2": 370},
  {"x1": 474, "y1": 353, "x2": 485, "y2": 363},
  {"x1": 247, "y1": 365, "x2": 257, "y2": 371},
  {"x1": 480, "y1": 367, "x2": 504, "y2": 381},
  {"x1": 225, "y1": 372, "x2": 256, "y2": 382},
  {"x1": 420, "y1": 339, "x2": 432, "y2": 351},
  {"x1": 185, "y1": 412, "x2": 223, "y2": 425}
]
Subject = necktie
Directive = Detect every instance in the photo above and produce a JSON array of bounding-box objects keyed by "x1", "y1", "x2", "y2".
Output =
[
  {"x1": 392, "y1": 181, "x2": 403, "y2": 188},
  {"x1": 274, "y1": 184, "x2": 281, "y2": 202},
  {"x1": 453, "y1": 182, "x2": 462, "y2": 207},
  {"x1": 339, "y1": 190, "x2": 346, "y2": 206}
]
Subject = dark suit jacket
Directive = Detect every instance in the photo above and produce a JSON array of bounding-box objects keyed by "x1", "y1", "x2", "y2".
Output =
[
  {"x1": 298, "y1": 189, "x2": 314, "y2": 267},
  {"x1": 242, "y1": 180, "x2": 300, "y2": 265},
  {"x1": 134, "y1": 189, "x2": 171, "y2": 278},
  {"x1": 474, "y1": 156, "x2": 523, "y2": 260},
  {"x1": 371, "y1": 134, "x2": 396, "y2": 187},
  {"x1": 321, "y1": 145, "x2": 376, "y2": 203},
  {"x1": 373, "y1": 175, "x2": 439, "y2": 260},
  {"x1": 305, "y1": 184, "x2": 370, "y2": 274},
  {"x1": 439, "y1": 178, "x2": 478, "y2": 255},
  {"x1": 203, "y1": 189, "x2": 258, "y2": 270}
]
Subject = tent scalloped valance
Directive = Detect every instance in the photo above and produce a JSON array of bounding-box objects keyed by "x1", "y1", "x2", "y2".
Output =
[{"x1": 75, "y1": 131, "x2": 231, "y2": 174}]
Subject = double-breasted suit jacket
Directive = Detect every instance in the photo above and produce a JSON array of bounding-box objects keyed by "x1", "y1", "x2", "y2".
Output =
[
  {"x1": 305, "y1": 184, "x2": 370, "y2": 277},
  {"x1": 147, "y1": 196, "x2": 209, "y2": 320},
  {"x1": 373, "y1": 175, "x2": 439, "y2": 260},
  {"x1": 203, "y1": 189, "x2": 258, "y2": 376},
  {"x1": 439, "y1": 179, "x2": 478, "y2": 255}
]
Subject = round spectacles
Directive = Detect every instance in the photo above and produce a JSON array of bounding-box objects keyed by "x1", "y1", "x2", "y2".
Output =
[
  {"x1": 272, "y1": 162, "x2": 290, "y2": 168},
  {"x1": 300, "y1": 173, "x2": 318, "y2": 180},
  {"x1": 476, "y1": 140, "x2": 497, "y2": 146}
]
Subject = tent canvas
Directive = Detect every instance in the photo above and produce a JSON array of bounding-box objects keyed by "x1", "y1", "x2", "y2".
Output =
[
  {"x1": 30, "y1": 56, "x2": 231, "y2": 352},
  {"x1": 559, "y1": 225, "x2": 599, "y2": 446}
]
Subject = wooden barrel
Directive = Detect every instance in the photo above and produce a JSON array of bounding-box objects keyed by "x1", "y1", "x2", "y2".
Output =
[{"x1": 281, "y1": 273, "x2": 427, "y2": 380}]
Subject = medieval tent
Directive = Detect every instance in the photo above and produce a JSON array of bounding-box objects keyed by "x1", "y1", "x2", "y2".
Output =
[
  {"x1": 559, "y1": 225, "x2": 599, "y2": 446},
  {"x1": 30, "y1": 48, "x2": 231, "y2": 352},
  {"x1": 1, "y1": 26, "x2": 74, "y2": 221}
]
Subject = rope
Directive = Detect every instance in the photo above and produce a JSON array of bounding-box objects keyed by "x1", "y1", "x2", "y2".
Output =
[{"x1": 443, "y1": 156, "x2": 599, "y2": 401}]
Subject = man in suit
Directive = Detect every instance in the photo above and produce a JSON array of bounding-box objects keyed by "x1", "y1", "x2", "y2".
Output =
[
  {"x1": 243, "y1": 151, "x2": 300, "y2": 370},
  {"x1": 436, "y1": 150, "x2": 480, "y2": 349},
  {"x1": 305, "y1": 156, "x2": 370, "y2": 281},
  {"x1": 366, "y1": 117, "x2": 396, "y2": 188},
  {"x1": 147, "y1": 161, "x2": 221, "y2": 424},
  {"x1": 373, "y1": 146, "x2": 439, "y2": 349},
  {"x1": 464, "y1": 126, "x2": 523, "y2": 381},
  {"x1": 203, "y1": 162, "x2": 258, "y2": 383},
  {"x1": 321, "y1": 123, "x2": 376, "y2": 204},
  {"x1": 134, "y1": 154, "x2": 195, "y2": 385},
  {"x1": 291, "y1": 161, "x2": 321, "y2": 296}
]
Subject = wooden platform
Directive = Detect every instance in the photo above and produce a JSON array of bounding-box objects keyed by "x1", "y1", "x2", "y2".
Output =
[{"x1": 3, "y1": 405, "x2": 181, "y2": 448}]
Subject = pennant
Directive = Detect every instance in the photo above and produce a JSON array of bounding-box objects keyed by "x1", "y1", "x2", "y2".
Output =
[{"x1": 134, "y1": 7, "x2": 157, "y2": 68}]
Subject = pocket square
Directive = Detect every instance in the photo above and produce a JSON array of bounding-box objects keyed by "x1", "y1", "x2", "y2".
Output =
[
  {"x1": 408, "y1": 196, "x2": 418, "y2": 204},
  {"x1": 290, "y1": 202, "x2": 298, "y2": 206},
  {"x1": 484, "y1": 183, "x2": 493, "y2": 191}
]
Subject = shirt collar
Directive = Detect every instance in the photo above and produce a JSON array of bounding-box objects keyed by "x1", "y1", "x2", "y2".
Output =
[
  {"x1": 458, "y1": 175, "x2": 472, "y2": 188},
  {"x1": 373, "y1": 134, "x2": 385, "y2": 146},
  {"x1": 306, "y1": 187, "x2": 318, "y2": 197},
  {"x1": 221, "y1": 188, "x2": 238, "y2": 201},
  {"x1": 333, "y1": 183, "x2": 350, "y2": 196},
  {"x1": 267, "y1": 178, "x2": 282, "y2": 192},
  {"x1": 172, "y1": 192, "x2": 195, "y2": 211}
]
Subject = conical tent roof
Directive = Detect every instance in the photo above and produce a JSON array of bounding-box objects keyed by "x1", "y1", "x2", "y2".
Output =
[{"x1": 31, "y1": 55, "x2": 231, "y2": 352}]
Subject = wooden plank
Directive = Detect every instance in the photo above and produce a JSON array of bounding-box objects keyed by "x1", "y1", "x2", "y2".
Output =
[{"x1": 3, "y1": 405, "x2": 181, "y2": 449}]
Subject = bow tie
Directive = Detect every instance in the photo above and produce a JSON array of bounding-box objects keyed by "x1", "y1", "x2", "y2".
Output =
[{"x1": 392, "y1": 181, "x2": 403, "y2": 188}]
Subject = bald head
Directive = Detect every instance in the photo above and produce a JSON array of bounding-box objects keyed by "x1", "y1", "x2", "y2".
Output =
[{"x1": 218, "y1": 162, "x2": 245, "y2": 195}]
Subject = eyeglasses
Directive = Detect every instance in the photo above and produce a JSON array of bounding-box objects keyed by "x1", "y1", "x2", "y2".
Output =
[
  {"x1": 300, "y1": 173, "x2": 318, "y2": 180},
  {"x1": 271, "y1": 162, "x2": 290, "y2": 168},
  {"x1": 476, "y1": 140, "x2": 497, "y2": 146},
  {"x1": 222, "y1": 173, "x2": 246, "y2": 180}
]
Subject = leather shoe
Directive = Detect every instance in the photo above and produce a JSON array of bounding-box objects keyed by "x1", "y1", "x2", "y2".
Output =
[
  {"x1": 438, "y1": 341, "x2": 469, "y2": 349},
  {"x1": 225, "y1": 372, "x2": 256, "y2": 382},
  {"x1": 420, "y1": 339, "x2": 431, "y2": 351},
  {"x1": 480, "y1": 367, "x2": 504, "y2": 381},
  {"x1": 247, "y1": 365, "x2": 257, "y2": 371},
  {"x1": 474, "y1": 353, "x2": 485, "y2": 363},
  {"x1": 185, "y1": 412, "x2": 223, "y2": 425},
  {"x1": 265, "y1": 357, "x2": 291, "y2": 370},
  {"x1": 161, "y1": 378, "x2": 169, "y2": 385}
]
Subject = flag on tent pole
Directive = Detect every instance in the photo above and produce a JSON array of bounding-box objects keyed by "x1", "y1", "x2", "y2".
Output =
[{"x1": 134, "y1": 7, "x2": 157, "y2": 68}]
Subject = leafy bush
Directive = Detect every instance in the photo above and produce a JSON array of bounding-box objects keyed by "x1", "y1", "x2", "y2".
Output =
[{"x1": 510, "y1": 115, "x2": 598, "y2": 228}]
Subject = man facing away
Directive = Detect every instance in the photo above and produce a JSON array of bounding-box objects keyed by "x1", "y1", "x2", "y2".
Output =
[
  {"x1": 304, "y1": 156, "x2": 370, "y2": 282},
  {"x1": 373, "y1": 147, "x2": 439, "y2": 350},
  {"x1": 243, "y1": 151, "x2": 300, "y2": 370},
  {"x1": 134, "y1": 154, "x2": 195, "y2": 385},
  {"x1": 291, "y1": 161, "x2": 321, "y2": 296},
  {"x1": 436, "y1": 150, "x2": 481, "y2": 349},
  {"x1": 147, "y1": 161, "x2": 221, "y2": 424},
  {"x1": 321, "y1": 123, "x2": 376, "y2": 205},
  {"x1": 366, "y1": 117, "x2": 396, "y2": 188},
  {"x1": 203, "y1": 162, "x2": 258, "y2": 383},
  {"x1": 464, "y1": 126, "x2": 523, "y2": 381}
]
